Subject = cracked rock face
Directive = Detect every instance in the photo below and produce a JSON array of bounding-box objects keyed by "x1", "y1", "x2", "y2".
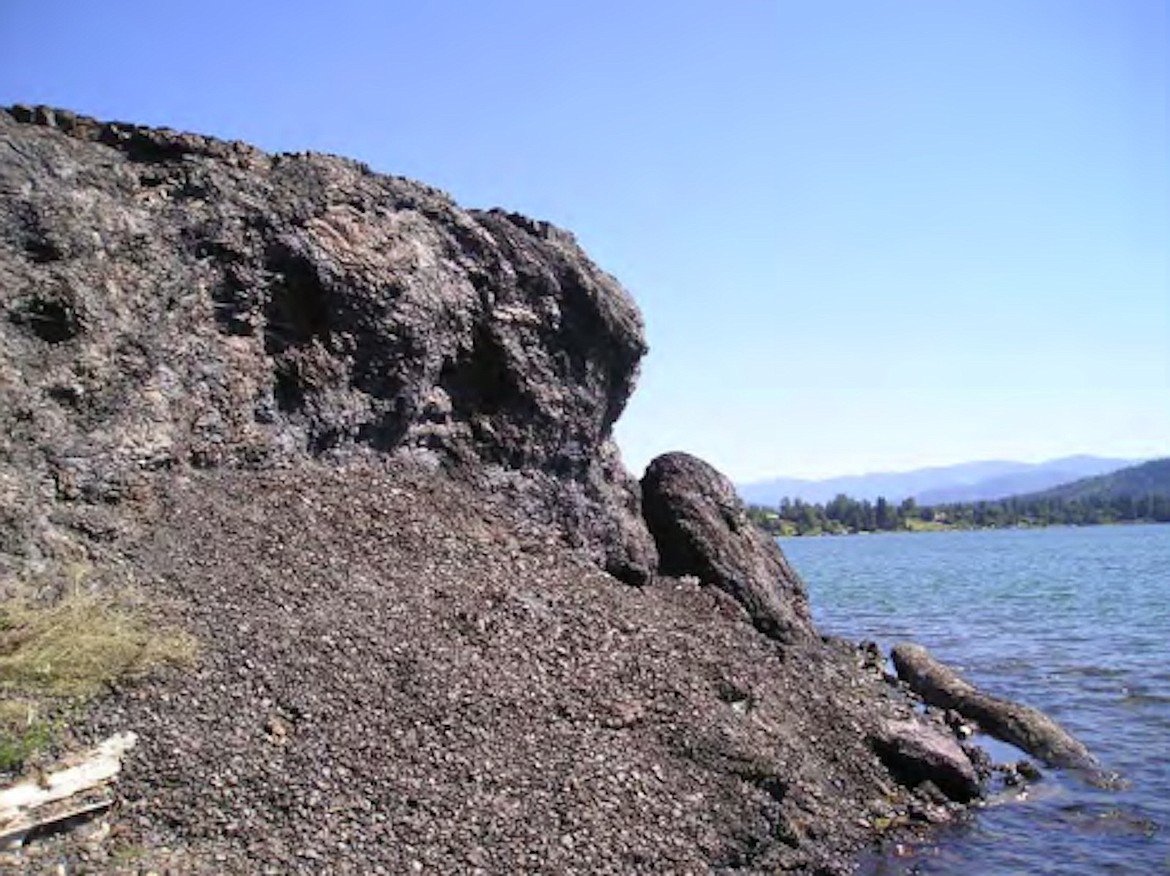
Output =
[{"x1": 0, "y1": 105, "x2": 656, "y2": 583}]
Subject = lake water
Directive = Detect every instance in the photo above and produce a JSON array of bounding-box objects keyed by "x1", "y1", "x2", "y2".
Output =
[{"x1": 779, "y1": 524, "x2": 1170, "y2": 875}]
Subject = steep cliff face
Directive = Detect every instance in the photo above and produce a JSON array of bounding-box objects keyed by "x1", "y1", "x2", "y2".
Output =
[{"x1": 0, "y1": 105, "x2": 655, "y2": 583}]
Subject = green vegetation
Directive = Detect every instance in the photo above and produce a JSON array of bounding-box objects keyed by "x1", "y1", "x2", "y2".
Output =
[
  {"x1": 749, "y1": 458, "x2": 1170, "y2": 537},
  {"x1": 1024, "y1": 458, "x2": 1170, "y2": 503},
  {"x1": 0, "y1": 699, "x2": 59, "y2": 774},
  {"x1": 0, "y1": 576, "x2": 196, "y2": 773}
]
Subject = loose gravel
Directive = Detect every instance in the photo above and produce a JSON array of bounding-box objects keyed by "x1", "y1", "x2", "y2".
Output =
[{"x1": 11, "y1": 462, "x2": 933, "y2": 874}]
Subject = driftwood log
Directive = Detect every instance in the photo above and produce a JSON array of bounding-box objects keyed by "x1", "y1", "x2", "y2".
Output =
[
  {"x1": 0, "y1": 731, "x2": 136, "y2": 850},
  {"x1": 891, "y1": 642, "x2": 1096, "y2": 771}
]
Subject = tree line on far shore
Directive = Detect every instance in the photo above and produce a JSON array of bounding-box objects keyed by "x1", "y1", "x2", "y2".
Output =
[{"x1": 748, "y1": 491, "x2": 1170, "y2": 537}]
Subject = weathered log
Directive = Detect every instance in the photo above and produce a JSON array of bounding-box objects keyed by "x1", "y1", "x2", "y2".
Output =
[
  {"x1": 0, "y1": 799, "x2": 113, "y2": 850},
  {"x1": 0, "y1": 731, "x2": 136, "y2": 849},
  {"x1": 891, "y1": 643, "x2": 1096, "y2": 771}
]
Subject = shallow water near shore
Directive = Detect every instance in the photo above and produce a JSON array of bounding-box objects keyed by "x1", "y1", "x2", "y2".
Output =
[{"x1": 781, "y1": 524, "x2": 1170, "y2": 875}]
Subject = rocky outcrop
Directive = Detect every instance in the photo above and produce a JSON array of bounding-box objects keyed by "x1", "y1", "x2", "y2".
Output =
[
  {"x1": 891, "y1": 642, "x2": 1097, "y2": 771},
  {"x1": 24, "y1": 466, "x2": 985, "y2": 875},
  {"x1": 1, "y1": 107, "x2": 994, "y2": 873},
  {"x1": 641, "y1": 452, "x2": 813, "y2": 643},
  {"x1": 0, "y1": 104, "x2": 655, "y2": 584}
]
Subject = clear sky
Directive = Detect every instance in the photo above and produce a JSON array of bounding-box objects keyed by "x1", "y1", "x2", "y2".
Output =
[{"x1": 2, "y1": 1, "x2": 1166, "y2": 481}]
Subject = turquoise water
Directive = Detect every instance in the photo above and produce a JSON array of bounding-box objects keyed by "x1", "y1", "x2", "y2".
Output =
[{"x1": 780, "y1": 524, "x2": 1170, "y2": 875}]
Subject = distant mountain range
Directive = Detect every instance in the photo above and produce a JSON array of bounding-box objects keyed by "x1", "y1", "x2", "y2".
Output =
[
  {"x1": 737, "y1": 455, "x2": 1144, "y2": 507},
  {"x1": 1017, "y1": 457, "x2": 1170, "y2": 503}
]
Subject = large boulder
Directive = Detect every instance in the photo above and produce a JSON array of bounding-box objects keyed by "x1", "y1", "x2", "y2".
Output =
[
  {"x1": 0, "y1": 105, "x2": 991, "y2": 874},
  {"x1": 0, "y1": 105, "x2": 656, "y2": 583},
  {"x1": 640, "y1": 452, "x2": 813, "y2": 643}
]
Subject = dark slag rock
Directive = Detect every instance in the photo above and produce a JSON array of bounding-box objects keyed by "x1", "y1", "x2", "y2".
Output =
[
  {"x1": 870, "y1": 719, "x2": 982, "y2": 803},
  {"x1": 891, "y1": 642, "x2": 1099, "y2": 771},
  {"x1": 641, "y1": 451, "x2": 813, "y2": 643},
  {"x1": 1, "y1": 106, "x2": 1000, "y2": 874},
  {"x1": 0, "y1": 105, "x2": 657, "y2": 583}
]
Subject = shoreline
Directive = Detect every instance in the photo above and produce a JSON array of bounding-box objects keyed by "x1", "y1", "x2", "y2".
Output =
[{"x1": 764, "y1": 518, "x2": 1169, "y2": 538}]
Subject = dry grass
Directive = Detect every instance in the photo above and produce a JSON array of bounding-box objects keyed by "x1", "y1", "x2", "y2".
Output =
[
  {"x1": 0, "y1": 589, "x2": 197, "y2": 698},
  {"x1": 0, "y1": 579, "x2": 197, "y2": 772}
]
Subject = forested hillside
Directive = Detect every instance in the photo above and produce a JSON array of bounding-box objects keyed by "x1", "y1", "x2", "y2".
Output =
[
  {"x1": 749, "y1": 458, "x2": 1170, "y2": 536},
  {"x1": 1025, "y1": 458, "x2": 1170, "y2": 502}
]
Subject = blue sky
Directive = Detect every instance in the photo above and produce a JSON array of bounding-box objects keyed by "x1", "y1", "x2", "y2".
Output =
[{"x1": 2, "y1": 1, "x2": 1166, "y2": 481}]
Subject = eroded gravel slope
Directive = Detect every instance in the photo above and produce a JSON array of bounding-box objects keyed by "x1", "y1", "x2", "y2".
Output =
[{"x1": 26, "y1": 462, "x2": 923, "y2": 874}]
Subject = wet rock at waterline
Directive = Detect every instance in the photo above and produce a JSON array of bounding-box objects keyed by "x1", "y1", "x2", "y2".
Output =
[
  {"x1": 870, "y1": 718, "x2": 982, "y2": 803},
  {"x1": 891, "y1": 642, "x2": 1098, "y2": 771}
]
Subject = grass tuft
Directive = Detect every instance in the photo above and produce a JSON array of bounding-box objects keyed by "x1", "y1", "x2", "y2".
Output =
[
  {"x1": 0, "y1": 589, "x2": 196, "y2": 698},
  {"x1": 0, "y1": 698, "x2": 58, "y2": 773},
  {"x1": 0, "y1": 583, "x2": 197, "y2": 773}
]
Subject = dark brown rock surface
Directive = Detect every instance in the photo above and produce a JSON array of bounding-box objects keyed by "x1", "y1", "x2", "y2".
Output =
[
  {"x1": 870, "y1": 719, "x2": 981, "y2": 803},
  {"x1": 0, "y1": 104, "x2": 655, "y2": 584},
  {"x1": 28, "y1": 465, "x2": 947, "y2": 875},
  {"x1": 642, "y1": 452, "x2": 813, "y2": 643}
]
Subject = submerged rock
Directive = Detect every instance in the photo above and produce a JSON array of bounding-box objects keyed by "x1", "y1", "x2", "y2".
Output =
[{"x1": 891, "y1": 642, "x2": 1098, "y2": 771}]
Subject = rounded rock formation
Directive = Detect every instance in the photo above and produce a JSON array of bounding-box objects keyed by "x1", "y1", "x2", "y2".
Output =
[{"x1": 641, "y1": 452, "x2": 813, "y2": 643}]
